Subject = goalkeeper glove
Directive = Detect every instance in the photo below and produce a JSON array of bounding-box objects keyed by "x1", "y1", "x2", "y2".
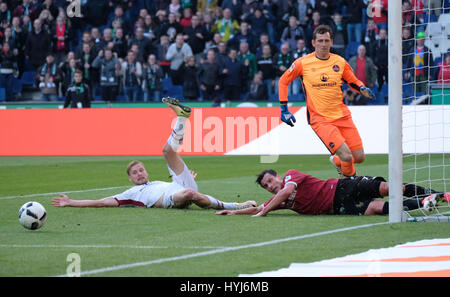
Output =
[
  {"x1": 280, "y1": 104, "x2": 296, "y2": 127},
  {"x1": 360, "y1": 86, "x2": 375, "y2": 98}
]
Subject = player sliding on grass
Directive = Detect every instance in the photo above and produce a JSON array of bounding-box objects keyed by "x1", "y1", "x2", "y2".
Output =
[
  {"x1": 52, "y1": 97, "x2": 256, "y2": 211},
  {"x1": 278, "y1": 25, "x2": 375, "y2": 179},
  {"x1": 216, "y1": 169, "x2": 450, "y2": 217}
]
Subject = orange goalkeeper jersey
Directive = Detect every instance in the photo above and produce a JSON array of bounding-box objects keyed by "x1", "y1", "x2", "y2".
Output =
[{"x1": 279, "y1": 53, "x2": 364, "y2": 121}]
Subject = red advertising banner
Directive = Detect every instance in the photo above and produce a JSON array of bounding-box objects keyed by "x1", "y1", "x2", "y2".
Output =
[{"x1": 0, "y1": 107, "x2": 300, "y2": 156}]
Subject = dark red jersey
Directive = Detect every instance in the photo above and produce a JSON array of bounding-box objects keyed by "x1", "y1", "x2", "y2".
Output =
[{"x1": 263, "y1": 169, "x2": 338, "y2": 215}]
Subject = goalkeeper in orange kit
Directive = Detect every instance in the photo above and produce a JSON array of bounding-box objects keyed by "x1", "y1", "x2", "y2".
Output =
[{"x1": 278, "y1": 25, "x2": 375, "y2": 178}]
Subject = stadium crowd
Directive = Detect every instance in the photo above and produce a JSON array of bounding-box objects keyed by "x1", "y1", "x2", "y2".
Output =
[{"x1": 0, "y1": 0, "x2": 449, "y2": 105}]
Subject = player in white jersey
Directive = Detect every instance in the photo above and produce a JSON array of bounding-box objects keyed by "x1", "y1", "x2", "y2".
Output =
[{"x1": 52, "y1": 97, "x2": 257, "y2": 210}]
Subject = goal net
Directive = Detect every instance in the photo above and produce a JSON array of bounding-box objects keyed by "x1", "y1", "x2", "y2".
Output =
[{"x1": 393, "y1": 0, "x2": 450, "y2": 222}]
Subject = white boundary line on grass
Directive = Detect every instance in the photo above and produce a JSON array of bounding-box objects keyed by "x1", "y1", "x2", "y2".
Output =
[
  {"x1": 0, "y1": 186, "x2": 130, "y2": 200},
  {"x1": 55, "y1": 221, "x2": 389, "y2": 277},
  {"x1": 0, "y1": 244, "x2": 229, "y2": 249}
]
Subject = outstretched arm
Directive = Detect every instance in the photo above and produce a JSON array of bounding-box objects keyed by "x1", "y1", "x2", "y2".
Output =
[
  {"x1": 51, "y1": 194, "x2": 119, "y2": 207},
  {"x1": 216, "y1": 205, "x2": 263, "y2": 216},
  {"x1": 253, "y1": 183, "x2": 296, "y2": 217}
]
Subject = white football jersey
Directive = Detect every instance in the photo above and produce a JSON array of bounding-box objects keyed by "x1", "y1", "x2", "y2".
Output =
[{"x1": 114, "y1": 181, "x2": 185, "y2": 207}]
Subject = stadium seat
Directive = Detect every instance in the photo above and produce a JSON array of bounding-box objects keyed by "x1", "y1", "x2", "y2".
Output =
[
  {"x1": 12, "y1": 78, "x2": 22, "y2": 94},
  {"x1": 288, "y1": 93, "x2": 305, "y2": 101},
  {"x1": 0, "y1": 88, "x2": 5, "y2": 101},
  {"x1": 21, "y1": 71, "x2": 35, "y2": 85}
]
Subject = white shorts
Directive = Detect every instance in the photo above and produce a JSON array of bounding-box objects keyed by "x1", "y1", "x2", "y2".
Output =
[
  {"x1": 162, "y1": 162, "x2": 198, "y2": 209},
  {"x1": 167, "y1": 162, "x2": 198, "y2": 192}
]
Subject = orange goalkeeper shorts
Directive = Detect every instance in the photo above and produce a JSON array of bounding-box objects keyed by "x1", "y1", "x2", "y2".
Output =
[{"x1": 309, "y1": 115, "x2": 363, "y2": 154}]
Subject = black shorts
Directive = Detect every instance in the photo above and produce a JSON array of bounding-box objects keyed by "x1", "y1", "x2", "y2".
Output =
[{"x1": 333, "y1": 176, "x2": 386, "y2": 215}]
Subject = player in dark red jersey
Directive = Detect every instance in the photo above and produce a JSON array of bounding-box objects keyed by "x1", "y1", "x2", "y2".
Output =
[{"x1": 216, "y1": 169, "x2": 449, "y2": 217}]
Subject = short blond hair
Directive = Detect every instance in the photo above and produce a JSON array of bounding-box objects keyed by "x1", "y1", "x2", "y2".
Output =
[{"x1": 126, "y1": 160, "x2": 143, "y2": 176}]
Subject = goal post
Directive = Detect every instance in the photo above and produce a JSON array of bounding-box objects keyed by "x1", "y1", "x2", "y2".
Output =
[
  {"x1": 388, "y1": 0, "x2": 404, "y2": 223},
  {"x1": 390, "y1": 0, "x2": 450, "y2": 223}
]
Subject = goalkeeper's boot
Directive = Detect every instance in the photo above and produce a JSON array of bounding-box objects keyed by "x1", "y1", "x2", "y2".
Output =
[
  {"x1": 329, "y1": 155, "x2": 344, "y2": 179},
  {"x1": 163, "y1": 96, "x2": 192, "y2": 118},
  {"x1": 234, "y1": 200, "x2": 257, "y2": 210},
  {"x1": 422, "y1": 194, "x2": 438, "y2": 211}
]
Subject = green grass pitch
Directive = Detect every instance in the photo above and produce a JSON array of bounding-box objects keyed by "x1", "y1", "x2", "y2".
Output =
[{"x1": 0, "y1": 155, "x2": 449, "y2": 276}]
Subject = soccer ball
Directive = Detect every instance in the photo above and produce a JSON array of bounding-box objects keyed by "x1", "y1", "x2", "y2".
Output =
[{"x1": 18, "y1": 201, "x2": 47, "y2": 230}]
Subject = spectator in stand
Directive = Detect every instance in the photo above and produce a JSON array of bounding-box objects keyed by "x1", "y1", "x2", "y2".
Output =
[
  {"x1": 77, "y1": 42, "x2": 96, "y2": 100},
  {"x1": 362, "y1": 18, "x2": 379, "y2": 59},
  {"x1": 142, "y1": 53, "x2": 164, "y2": 102},
  {"x1": 36, "y1": 53, "x2": 61, "y2": 101},
  {"x1": 291, "y1": 38, "x2": 311, "y2": 95},
  {"x1": 370, "y1": 0, "x2": 388, "y2": 30},
  {"x1": 14, "y1": 0, "x2": 38, "y2": 22},
  {"x1": 255, "y1": 32, "x2": 277, "y2": 58},
  {"x1": 181, "y1": 55, "x2": 200, "y2": 100},
  {"x1": 0, "y1": 2, "x2": 11, "y2": 29},
  {"x1": 183, "y1": 14, "x2": 208, "y2": 60},
  {"x1": 64, "y1": 69, "x2": 91, "y2": 108},
  {"x1": 247, "y1": 71, "x2": 268, "y2": 101},
  {"x1": 212, "y1": 7, "x2": 239, "y2": 42},
  {"x1": 11, "y1": 16, "x2": 27, "y2": 77},
  {"x1": 412, "y1": 31, "x2": 431, "y2": 93},
  {"x1": 344, "y1": 87, "x2": 368, "y2": 105},
  {"x1": 438, "y1": 53, "x2": 450, "y2": 84},
  {"x1": 297, "y1": 0, "x2": 314, "y2": 28},
  {"x1": 168, "y1": 0, "x2": 182, "y2": 15},
  {"x1": 329, "y1": 11, "x2": 347, "y2": 58},
  {"x1": 374, "y1": 28, "x2": 388, "y2": 91},
  {"x1": 220, "y1": 0, "x2": 241, "y2": 19},
  {"x1": 0, "y1": 42, "x2": 18, "y2": 101},
  {"x1": 305, "y1": 10, "x2": 330, "y2": 48},
  {"x1": 120, "y1": 49, "x2": 142, "y2": 102},
  {"x1": 38, "y1": 9, "x2": 54, "y2": 34},
  {"x1": 315, "y1": 0, "x2": 336, "y2": 20},
  {"x1": 281, "y1": 16, "x2": 306, "y2": 55},
  {"x1": 166, "y1": 33, "x2": 193, "y2": 85},
  {"x1": 158, "y1": 12, "x2": 183, "y2": 42},
  {"x1": 237, "y1": 41, "x2": 257, "y2": 84},
  {"x1": 1, "y1": 27, "x2": 15, "y2": 51},
  {"x1": 221, "y1": 48, "x2": 248, "y2": 101},
  {"x1": 52, "y1": 15, "x2": 70, "y2": 64},
  {"x1": 25, "y1": 18, "x2": 51, "y2": 71},
  {"x1": 59, "y1": 52, "x2": 79, "y2": 97},
  {"x1": 242, "y1": 7, "x2": 272, "y2": 39},
  {"x1": 198, "y1": 48, "x2": 221, "y2": 101},
  {"x1": 227, "y1": 20, "x2": 257, "y2": 53},
  {"x1": 142, "y1": 14, "x2": 158, "y2": 43},
  {"x1": 180, "y1": 7, "x2": 193, "y2": 28},
  {"x1": 128, "y1": 26, "x2": 153, "y2": 62},
  {"x1": 97, "y1": 28, "x2": 115, "y2": 52},
  {"x1": 155, "y1": 34, "x2": 171, "y2": 77},
  {"x1": 349, "y1": 44, "x2": 377, "y2": 90},
  {"x1": 41, "y1": 0, "x2": 58, "y2": 20},
  {"x1": 274, "y1": 42, "x2": 293, "y2": 96},
  {"x1": 113, "y1": 27, "x2": 128, "y2": 59},
  {"x1": 344, "y1": 0, "x2": 365, "y2": 44},
  {"x1": 203, "y1": 32, "x2": 222, "y2": 55},
  {"x1": 256, "y1": 43, "x2": 276, "y2": 99},
  {"x1": 92, "y1": 48, "x2": 121, "y2": 102},
  {"x1": 107, "y1": 5, "x2": 130, "y2": 35},
  {"x1": 197, "y1": 0, "x2": 218, "y2": 13}
]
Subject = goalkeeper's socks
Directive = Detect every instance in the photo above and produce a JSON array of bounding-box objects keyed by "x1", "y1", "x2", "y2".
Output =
[
  {"x1": 341, "y1": 160, "x2": 356, "y2": 177},
  {"x1": 167, "y1": 116, "x2": 187, "y2": 151}
]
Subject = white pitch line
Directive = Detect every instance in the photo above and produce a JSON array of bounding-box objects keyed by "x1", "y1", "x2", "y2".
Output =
[
  {"x1": 56, "y1": 221, "x2": 389, "y2": 277},
  {"x1": 0, "y1": 186, "x2": 130, "y2": 200},
  {"x1": 0, "y1": 244, "x2": 229, "y2": 249}
]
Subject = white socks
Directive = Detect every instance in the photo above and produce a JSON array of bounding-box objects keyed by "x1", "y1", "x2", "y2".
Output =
[
  {"x1": 167, "y1": 117, "x2": 187, "y2": 151},
  {"x1": 206, "y1": 195, "x2": 237, "y2": 210}
]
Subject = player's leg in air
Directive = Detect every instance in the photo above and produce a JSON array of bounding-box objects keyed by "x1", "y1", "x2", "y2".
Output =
[{"x1": 160, "y1": 96, "x2": 256, "y2": 210}]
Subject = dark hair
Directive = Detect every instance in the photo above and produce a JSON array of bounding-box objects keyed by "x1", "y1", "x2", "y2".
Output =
[
  {"x1": 313, "y1": 24, "x2": 334, "y2": 41},
  {"x1": 255, "y1": 169, "x2": 277, "y2": 187}
]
